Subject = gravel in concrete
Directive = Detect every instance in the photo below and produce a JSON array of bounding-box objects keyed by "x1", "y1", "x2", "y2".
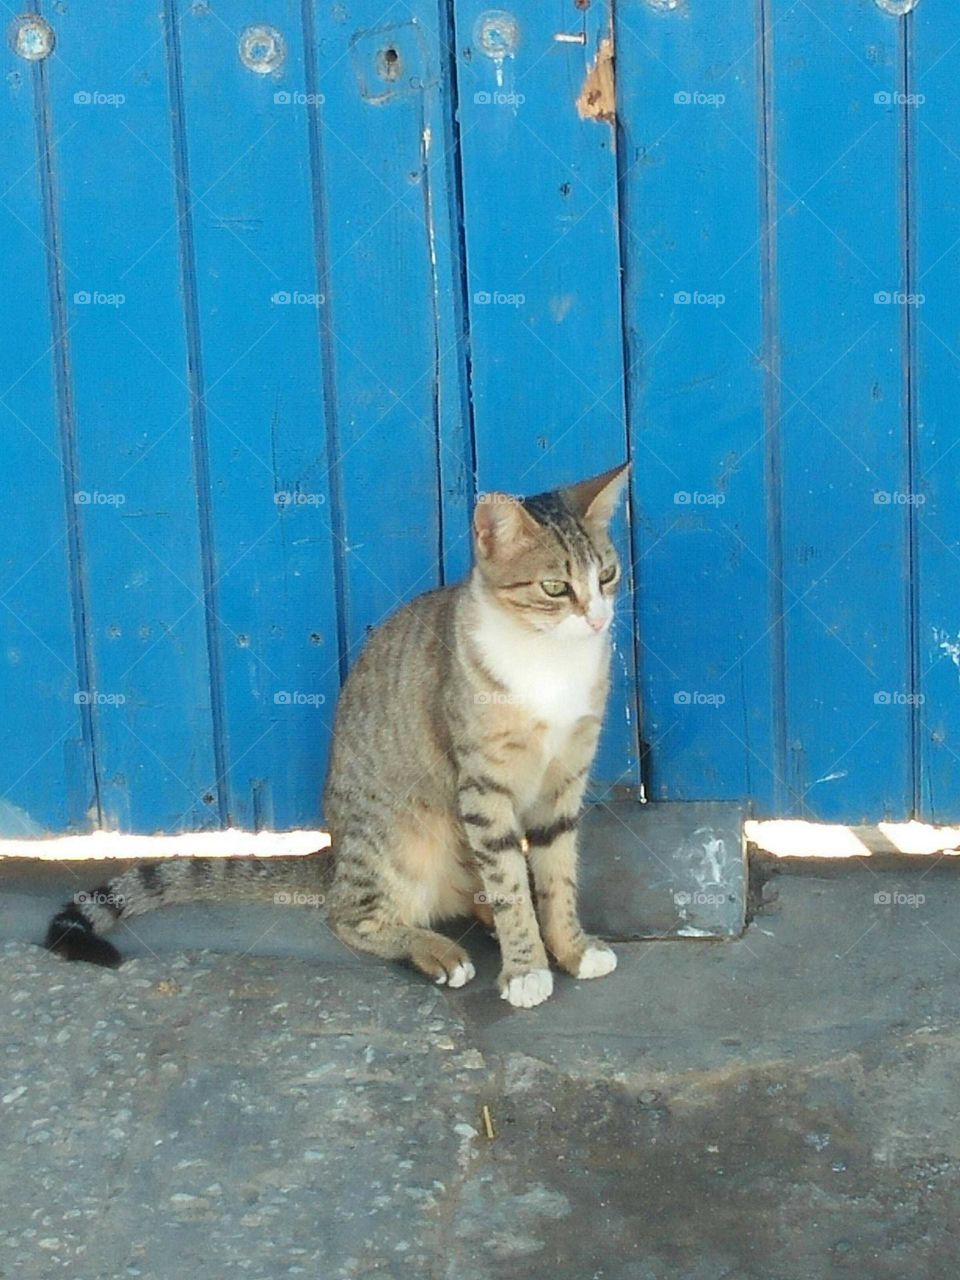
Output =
[{"x1": 2, "y1": 865, "x2": 960, "y2": 1278}]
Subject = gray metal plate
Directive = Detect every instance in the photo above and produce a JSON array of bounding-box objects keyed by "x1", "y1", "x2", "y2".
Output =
[{"x1": 579, "y1": 800, "x2": 747, "y2": 940}]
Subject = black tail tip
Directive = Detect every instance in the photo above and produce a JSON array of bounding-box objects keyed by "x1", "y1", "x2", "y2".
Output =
[{"x1": 45, "y1": 916, "x2": 122, "y2": 968}]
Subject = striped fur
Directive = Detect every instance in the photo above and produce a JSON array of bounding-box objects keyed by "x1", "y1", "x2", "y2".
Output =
[{"x1": 46, "y1": 465, "x2": 629, "y2": 1008}]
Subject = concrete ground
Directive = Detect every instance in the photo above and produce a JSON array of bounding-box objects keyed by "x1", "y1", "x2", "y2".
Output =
[{"x1": 2, "y1": 861, "x2": 960, "y2": 1278}]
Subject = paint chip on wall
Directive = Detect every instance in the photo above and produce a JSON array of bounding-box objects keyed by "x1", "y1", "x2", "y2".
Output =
[{"x1": 577, "y1": 37, "x2": 615, "y2": 124}]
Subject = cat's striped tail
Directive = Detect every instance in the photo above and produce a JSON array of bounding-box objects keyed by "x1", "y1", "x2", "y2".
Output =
[{"x1": 45, "y1": 853, "x2": 330, "y2": 967}]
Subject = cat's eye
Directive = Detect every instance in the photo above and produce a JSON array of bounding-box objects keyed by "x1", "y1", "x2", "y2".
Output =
[
  {"x1": 540, "y1": 579, "x2": 569, "y2": 598},
  {"x1": 599, "y1": 565, "x2": 618, "y2": 585}
]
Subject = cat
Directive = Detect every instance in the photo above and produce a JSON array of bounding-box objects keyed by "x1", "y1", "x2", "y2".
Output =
[{"x1": 46, "y1": 462, "x2": 629, "y2": 1009}]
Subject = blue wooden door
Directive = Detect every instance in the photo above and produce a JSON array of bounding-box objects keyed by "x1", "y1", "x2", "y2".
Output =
[
  {"x1": 616, "y1": 0, "x2": 954, "y2": 822},
  {"x1": 1, "y1": 0, "x2": 473, "y2": 835},
  {"x1": 1, "y1": 0, "x2": 955, "y2": 834}
]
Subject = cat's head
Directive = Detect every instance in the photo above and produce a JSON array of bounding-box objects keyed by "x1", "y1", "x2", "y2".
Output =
[{"x1": 472, "y1": 463, "x2": 629, "y2": 639}]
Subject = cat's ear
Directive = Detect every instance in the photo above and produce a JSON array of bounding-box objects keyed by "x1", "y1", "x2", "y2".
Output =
[
  {"x1": 473, "y1": 493, "x2": 539, "y2": 560},
  {"x1": 565, "y1": 462, "x2": 630, "y2": 527}
]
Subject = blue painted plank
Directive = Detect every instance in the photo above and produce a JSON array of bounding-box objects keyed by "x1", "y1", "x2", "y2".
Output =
[
  {"x1": 173, "y1": 0, "x2": 344, "y2": 830},
  {"x1": 309, "y1": 0, "x2": 465, "y2": 656},
  {"x1": 615, "y1": 0, "x2": 774, "y2": 805},
  {"x1": 913, "y1": 0, "x2": 960, "y2": 821},
  {"x1": 41, "y1": 5, "x2": 220, "y2": 831},
  {"x1": 0, "y1": 30, "x2": 94, "y2": 834},
  {"x1": 771, "y1": 0, "x2": 911, "y2": 820},
  {"x1": 452, "y1": 0, "x2": 638, "y2": 789}
]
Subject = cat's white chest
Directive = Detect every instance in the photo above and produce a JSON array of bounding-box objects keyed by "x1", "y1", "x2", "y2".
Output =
[
  {"x1": 472, "y1": 605, "x2": 606, "y2": 749},
  {"x1": 510, "y1": 647, "x2": 595, "y2": 732}
]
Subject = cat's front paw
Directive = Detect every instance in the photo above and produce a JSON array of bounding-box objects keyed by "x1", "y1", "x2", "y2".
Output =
[
  {"x1": 499, "y1": 967, "x2": 553, "y2": 1009},
  {"x1": 575, "y1": 943, "x2": 618, "y2": 980}
]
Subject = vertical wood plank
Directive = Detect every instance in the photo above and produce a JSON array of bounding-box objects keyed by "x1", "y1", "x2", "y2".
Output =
[
  {"x1": 452, "y1": 0, "x2": 638, "y2": 789},
  {"x1": 615, "y1": 0, "x2": 775, "y2": 804},
  {"x1": 913, "y1": 0, "x2": 960, "y2": 821},
  {"x1": 309, "y1": 0, "x2": 467, "y2": 656},
  {"x1": 174, "y1": 0, "x2": 343, "y2": 829},
  {"x1": 40, "y1": 5, "x2": 221, "y2": 831},
  {"x1": 771, "y1": 0, "x2": 912, "y2": 820},
  {"x1": 0, "y1": 24, "x2": 95, "y2": 833}
]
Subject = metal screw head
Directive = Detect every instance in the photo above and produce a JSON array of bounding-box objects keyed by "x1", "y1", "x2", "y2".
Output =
[
  {"x1": 474, "y1": 10, "x2": 520, "y2": 60},
  {"x1": 9, "y1": 15, "x2": 55, "y2": 61},
  {"x1": 239, "y1": 24, "x2": 286, "y2": 75}
]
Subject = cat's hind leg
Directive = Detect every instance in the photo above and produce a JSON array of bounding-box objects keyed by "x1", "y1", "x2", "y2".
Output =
[
  {"x1": 331, "y1": 915, "x2": 475, "y2": 987},
  {"x1": 327, "y1": 815, "x2": 477, "y2": 987}
]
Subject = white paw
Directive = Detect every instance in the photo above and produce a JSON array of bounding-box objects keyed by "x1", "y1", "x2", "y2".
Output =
[
  {"x1": 445, "y1": 961, "x2": 476, "y2": 989},
  {"x1": 500, "y1": 968, "x2": 554, "y2": 1009},
  {"x1": 576, "y1": 945, "x2": 618, "y2": 980}
]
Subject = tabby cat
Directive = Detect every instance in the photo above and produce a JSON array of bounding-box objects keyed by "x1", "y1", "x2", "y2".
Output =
[{"x1": 46, "y1": 463, "x2": 629, "y2": 1008}]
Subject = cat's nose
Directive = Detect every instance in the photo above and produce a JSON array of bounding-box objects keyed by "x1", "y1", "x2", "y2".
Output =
[{"x1": 587, "y1": 615, "x2": 606, "y2": 632}]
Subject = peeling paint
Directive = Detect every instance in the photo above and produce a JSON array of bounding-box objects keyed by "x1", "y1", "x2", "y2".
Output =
[
  {"x1": 474, "y1": 10, "x2": 519, "y2": 88},
  {"x1": 934, "y1": 627, "x2": 960, "y2": 677},
  {"x1": 694, "y1": 830, "x2": 725, "y2": 887},
  {"x1": 673, "y1": 828, "x2": 728, "y2": 931},
  {"x1": 549, "y1": 294, "x2": 574, "y2": 323},
  {"x1": 576, "y1": 37, "x2": 615, "y2": 125}
]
